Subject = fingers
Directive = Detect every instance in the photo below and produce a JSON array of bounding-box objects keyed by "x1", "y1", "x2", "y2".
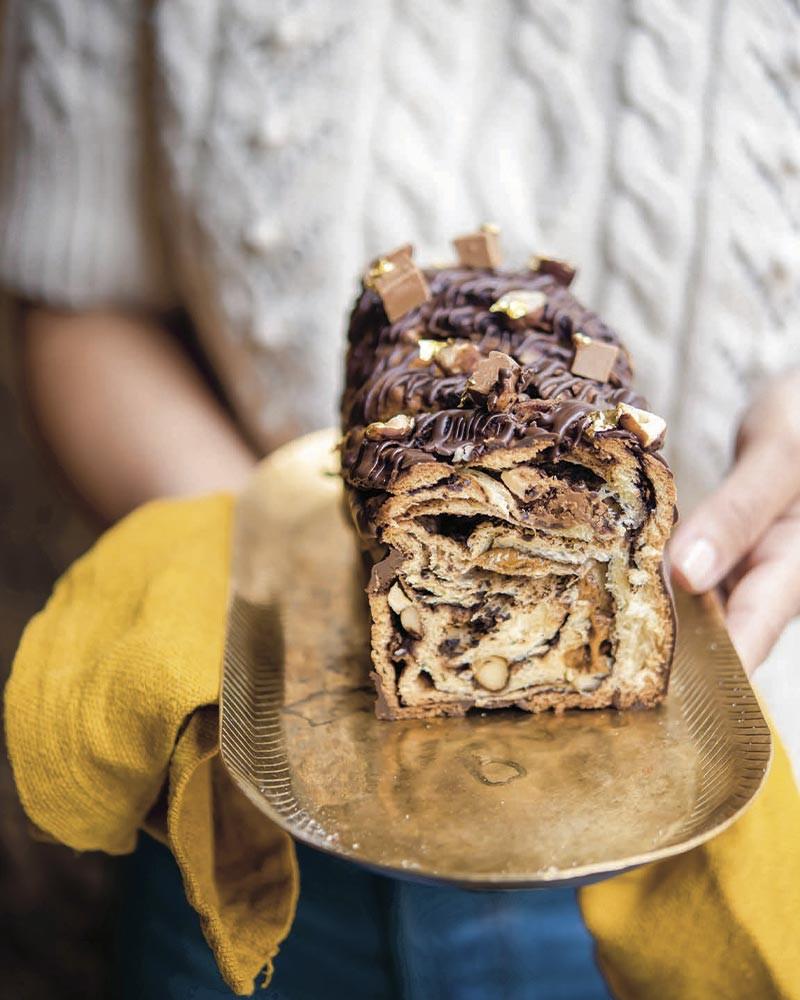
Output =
[
  {"x1": 671, "y1": 373, "x2": 800, "y2": 670},
  {"x1": 670, "y1": 436, "x2": 800, "y2": 593},
  {"x1": 725, "y1": 501, "x2": 800, "y2": 673}
]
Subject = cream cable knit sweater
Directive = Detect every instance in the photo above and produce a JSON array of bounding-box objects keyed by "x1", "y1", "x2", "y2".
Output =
[{"x1": 1, "y1": 0, "x2": 799, "y2": 763}]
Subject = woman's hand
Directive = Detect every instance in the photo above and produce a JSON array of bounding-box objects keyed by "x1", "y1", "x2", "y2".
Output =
[{"x1": 670, "y1": 372, "x2": 800, "y2": 674}]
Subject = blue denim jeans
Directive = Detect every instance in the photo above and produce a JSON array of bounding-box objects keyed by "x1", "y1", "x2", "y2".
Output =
[{"x1": 116, "y1": 833, "x2": 611, "y2": 999}]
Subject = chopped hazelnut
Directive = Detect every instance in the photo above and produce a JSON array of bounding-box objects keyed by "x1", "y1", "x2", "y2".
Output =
[
  {"x1": 417, "y1": 339, "x2": 444, "y2": 363},
  {"x1": 388, "y1": 582, "x2": 423, "y2": 637},
  {"x1": 585, "y1": 408, "x2": 620, "y2": 437},
  {"x1": 616, "y1": 403, "x2": 667, "y2": 449},
  {"x1": 435, "y1": 341, "x2": 482, "y2": 375},
  {"x1": 451, "y1": 443, "x2": 476, "y2": 464},
  {"x1": 399, "y1": 606, "x2": 422, "y2": 638},
  {"x1": 585, "y1": 403, "x2": 667, "y2": 449},
  {"x1": 489, "y1": 289, "x2": 547, "y2": 323},
  {"x1": 474, "y1": 656, "x2": 509, "y2": 691},
  {"x1": 387, "y1": 582, "x2": 412, "y2": 614},
  {"x1": 365, "y1": 413, "x2": 415, "y2": 440}
]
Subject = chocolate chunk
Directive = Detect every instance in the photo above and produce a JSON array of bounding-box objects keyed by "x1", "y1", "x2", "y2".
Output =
[
  {"x1": 529, "y1": 255, "x2": 577, "y2": 286},
  {"x1": 453, "y1": 228, "x2": 502, "y2": 269},
  {"x1": 463, "y1": 350, "x2": 521, "y2": 412},
  {"x1": 439, "y1": 637, "x2": 462, "y2": 656},
  {"x1": 368, "y1": 546, "x2": 405, "y2": 593},
  {"x1": 364, "y1": 244, "x2": 415, "y2": 289},
  {"x1": 570, "y1": 333, "x2": 620, "y2": 382},
  {"x1": 375, "y1": 261, "x2": 431, "y2": 322},
  {"x1": 385, "y1": 243, "x2": 414, "y2": 264},
  {"x1": 467, "y1": 350, "x2": 520, "y2": 395}
]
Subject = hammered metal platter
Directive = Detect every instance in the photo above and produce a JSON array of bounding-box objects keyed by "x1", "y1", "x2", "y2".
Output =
[{"x1": 220, "y1": 429, "x2": 772, "y2": 889}]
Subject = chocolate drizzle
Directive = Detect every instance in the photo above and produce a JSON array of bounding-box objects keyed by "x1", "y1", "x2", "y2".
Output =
[{"x1": 341, "y1": 265, "x2": 653, "y2": 491}]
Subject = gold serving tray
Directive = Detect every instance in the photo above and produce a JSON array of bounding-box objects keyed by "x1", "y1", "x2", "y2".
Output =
[{"x1": 220, "y1": 429, "x2": 772, "y2": 889}]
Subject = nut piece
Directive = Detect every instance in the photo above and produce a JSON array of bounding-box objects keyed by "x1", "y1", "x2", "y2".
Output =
[
  {"x1": 399, "y1": 605, "x2": 422, "y2": 638},
  {"x1": 585, "y1": 408, "x2": 619, "y2": 437},
  {"x1": 585, "y1": 403, "x2": 667, "y2": 449},
  {"x1": 453, "y1": 228, "x2": 502, "y2": 269},
  {"x1": 576, "y1": 675, "x2": 604, "y2": 693},
  {"x1": 387, "y1": 582, "x2": 412, "y2": 614},
  {"x1": 388, "y1": 584, "x2": 423, "y2": 637},
  {"x1": 436, "y1": 340, "x2": 482, "y2": 375},
  {"x1": 365, "y1": 413, "x2": 415, "y2": 440},
  {"x1": 565, "y1": 669, "x2": 607, "y2": 694},
  {"x1": 489, "y1": 289, "x2": 547, "y2": 323},
  {"x1": 474, "y1": 656, "x2": 509, "y2": 692},
  {"x1": 418, "y1": 339, "x2": 444, "y2": 363},
  {"x1": 617, "y1": 403, "x2": 667, "y2": 449},
  {"x1": 570, "y1": 333, "x2": 620, "y2": 382},
  {"x1": 451, "y1": 443, "x2": 476, "y2": 463}
]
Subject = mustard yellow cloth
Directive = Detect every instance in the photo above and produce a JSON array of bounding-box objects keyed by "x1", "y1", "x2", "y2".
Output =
[
  {"x1": 5, "y1": 494, "x2": 800, "y2": 997},
  {"x1": 4, "y1": 495, "x2": 297, "y2": 996}
]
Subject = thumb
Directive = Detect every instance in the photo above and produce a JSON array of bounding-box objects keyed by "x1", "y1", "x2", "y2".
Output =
[{"x1": 670, "y1": 436, "x2": 798, "y2": 593}]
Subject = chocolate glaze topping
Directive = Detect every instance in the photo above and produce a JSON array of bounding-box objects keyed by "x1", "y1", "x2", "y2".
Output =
[{"x1": 341, "y1": 265, "x2": 652, "y2": 491}]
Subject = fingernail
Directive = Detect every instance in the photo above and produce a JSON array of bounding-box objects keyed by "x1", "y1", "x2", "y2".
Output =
[{"x1": 675, "y1": 537, "x2": 718, "y2": 592}]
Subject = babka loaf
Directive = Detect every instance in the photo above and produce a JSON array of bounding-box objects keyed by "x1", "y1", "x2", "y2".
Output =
[{"x1": 340, "y1": 231, "x2": 676, "y2": 720}]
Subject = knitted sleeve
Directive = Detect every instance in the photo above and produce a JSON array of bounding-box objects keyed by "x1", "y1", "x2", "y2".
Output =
[{"x1": 0, "y1": 0, "x2": 171, "y2": 307}]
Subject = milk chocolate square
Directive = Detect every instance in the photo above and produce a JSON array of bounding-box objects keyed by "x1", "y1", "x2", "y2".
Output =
[
  {"x1": 453, "y1": 230, "x2": 502, "y2": 269},
  {"x1": 384, "y1": 243, "x2": 414, "y2": 265},
  {"x1": 375, "y1": 262, "x2": 431, "y2": 323},
  {"x1": 571, "y1": 335, "x2": 619, "y2": 382}
]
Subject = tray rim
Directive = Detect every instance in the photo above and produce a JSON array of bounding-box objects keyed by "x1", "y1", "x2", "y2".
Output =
[{"x1": 219, "y1": 430, "x2": 774, "y2": 889}]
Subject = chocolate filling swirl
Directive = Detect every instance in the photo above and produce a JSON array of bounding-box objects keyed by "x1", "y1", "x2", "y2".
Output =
[{"x1": 341, "y1": 266, "x2": 652, "y2": 491}]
